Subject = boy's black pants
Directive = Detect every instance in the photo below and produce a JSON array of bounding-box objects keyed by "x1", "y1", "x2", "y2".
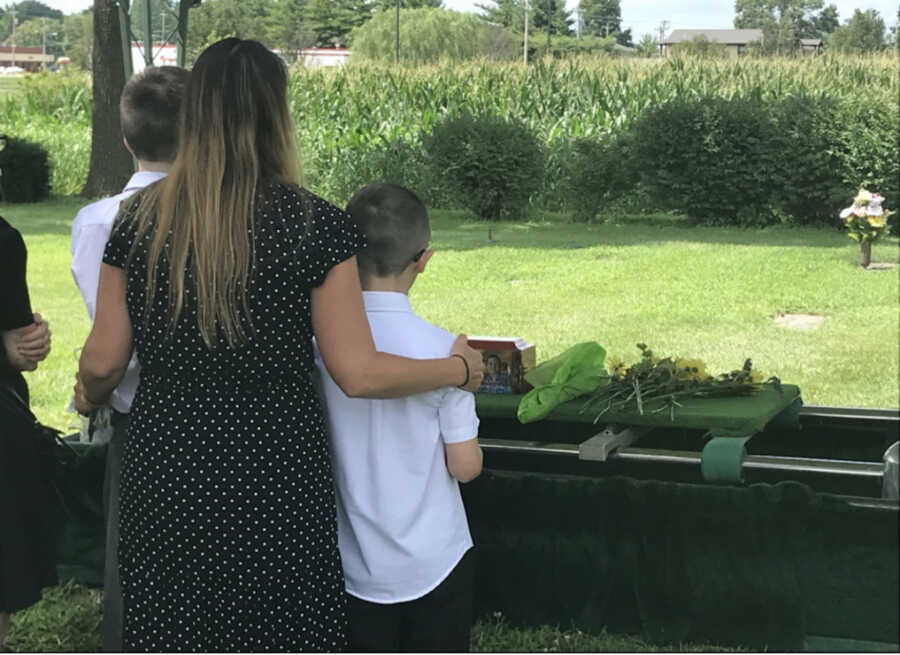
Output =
[{"x1": 346, "y1": 547, "x2": 475, "y2": 653}]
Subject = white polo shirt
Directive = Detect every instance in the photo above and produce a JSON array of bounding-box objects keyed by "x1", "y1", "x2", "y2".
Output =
[
  {"x1": 314, "y1": 291, "x2": 479, "y2": 604},
  {"x1": 71, "y1": 171, "x2": 165, "y2": 414}
]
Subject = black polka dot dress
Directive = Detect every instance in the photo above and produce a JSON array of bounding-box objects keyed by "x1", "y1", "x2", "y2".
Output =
[{"x1": 103, "y1": 181, "x2": 366, "y2": 652}]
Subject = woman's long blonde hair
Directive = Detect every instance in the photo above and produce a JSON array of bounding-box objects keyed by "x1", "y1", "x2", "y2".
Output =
[{"x1": 131, "y1": 38, "x2": 301, "y2": 348}]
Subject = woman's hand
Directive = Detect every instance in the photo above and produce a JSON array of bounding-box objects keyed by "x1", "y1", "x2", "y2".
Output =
[
  {"x1": 73, "y1": 373, "x2": 106, "y2": 415},
  {"x1": 450, "y1": 334, "x2": 485, "y2": 392},
  {"x1": 1, "y1": 314, "x2": 51, "y2": 371}
]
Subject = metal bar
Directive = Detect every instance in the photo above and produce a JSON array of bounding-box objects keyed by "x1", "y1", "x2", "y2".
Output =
[
  {"x1": 479, "y1": 438, "x2": 577, "y2": 457},
  {"x1": 800, "y1": 405, "x2": 900, "y2": 423},
  {"x1": 481, "y1": 438, "x2": 884, "y2": 479},
  {"x1": 742, "y1": 454, "x2": 883, "y2": 478},
  {"x1": 842, "y1": 497, "x2": 899, "y2": 512},
  {"x1": 142, "y1": 0, "x2": 153, "y2": 66},
  {"x1": 117, "y1": 1, "x2": 134, "y2": 81},
  {"x1": 176, "y1": 0, "x2": 191, "y2": 68}
]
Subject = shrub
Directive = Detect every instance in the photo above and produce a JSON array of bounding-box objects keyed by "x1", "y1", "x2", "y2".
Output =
[
  {"x1": 316, "y1": 137, "x2": 454, "y2": 209},
  {"x1": 563, "y1": 136, "x2": 636, "y2": 222},
  {"x1": 424, "y1": 113, "x2": 544, "y2": 221},
  {"x1": 836, "y1": 102, "x2": 900, "y2": 234},
  {"x1": 629, "y1": 97, "x2": 780, "y2": 226},
  {"x1": 0, "y1": 136, "x2": 51, "y2": 202},
  {"x1": 770, "y1": 95, "x2": 848, "y2": 226}
]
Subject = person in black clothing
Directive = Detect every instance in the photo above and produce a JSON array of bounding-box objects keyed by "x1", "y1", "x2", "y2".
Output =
[{"x1": 0, "y1": 215, "x2": 53, "y2": 649}]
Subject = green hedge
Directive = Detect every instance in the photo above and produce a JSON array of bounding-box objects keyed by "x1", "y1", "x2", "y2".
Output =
[
  {"x1": 0, "y1": 136, "x2": 51, "y2": 203},
  {"x1": 566, "y1": 94, "x2": 899, "y2": 228}
]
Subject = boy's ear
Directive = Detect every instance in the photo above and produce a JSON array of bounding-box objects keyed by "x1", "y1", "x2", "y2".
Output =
[
  {"x1": 414, "y1": 249, "x2": 434, "y2": 274},
  {"x1": 122, "y1": 136, "x2": 135, "y2": 157}
]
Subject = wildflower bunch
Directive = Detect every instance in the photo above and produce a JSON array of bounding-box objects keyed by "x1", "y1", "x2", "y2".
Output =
[
  {"x1": 581, "y1": 344, "x2": 779, "y2": 422},
  {"x1": 840, "y1": 189, "x2": 893, "y2": 244}
]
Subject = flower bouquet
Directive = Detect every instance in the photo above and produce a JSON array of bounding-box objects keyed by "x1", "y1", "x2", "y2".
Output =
[
  {"x1": 840, "y1": 189, "x2": 893, "y2": 268},
  {"x1": 581, "y1": 344, "x2": 780, "y2": 423}
]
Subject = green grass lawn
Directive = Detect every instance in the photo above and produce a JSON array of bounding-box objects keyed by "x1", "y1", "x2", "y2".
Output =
[
  {"x1": 4, "y1": 196, "x2": 893, "y2": 652},
  {"x1": 3, "y1": 197, "x2": 898, "y2": 431},
  {"x1": 5, "y1": 582, "x2": 740, "y2": 652}
]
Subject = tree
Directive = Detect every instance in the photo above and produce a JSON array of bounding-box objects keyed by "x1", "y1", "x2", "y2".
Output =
[
  {"x1": 2, "y1": 16, "x2": 64, "y2": 56},
  {"x1": 632, "y1": 32, "x2": 657, "y2": 57},
  {"x1": 734, "y1": 0, "x2": 832, "y2": 54},
  {"x1": 186, "y1": 0, "x2": 272, "y2": 61},
  {"x1": 1, "y1": 0, "x2": 63, "y2": 42},
  {"x1": 303, "y1": 0, "x2": 372, "y2": 47},
  {"x1": 62, "y1": 10, "x2": 93, "y2": 68},
  {"x1": 827, "y1": 8, "x2": 886, "y2": 53},
  {"x1": 579, "y1": 0, "x2": 620, "y2": 38},
  {"x1": 82, "y1": 0, "x2": 133, "y2": 198},
  {"x1": 371, "y1": 0, "x2": 443, "y2": 9},
  {"x1": 809, "y1": 3, "x2": 839, "y2": 38},
  {"x1": 477, "y1": 0, "x2": 572, "y2": 36},
  {"x1": 266, "y1": 0, "x2": 315, "y2": 54},
  {"x1": 128, "y1": 0, "x2": 176, "y2": 45},
  {"x1": 350, "y1": 6, "x2": 517, "y2": 63}
]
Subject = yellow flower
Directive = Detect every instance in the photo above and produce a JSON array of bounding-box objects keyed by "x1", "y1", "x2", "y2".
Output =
[
  {"x1": 854, "y1": 189, "x2": 872, "y2": 205},
  {"x1": 675, "y1": 358, "x2": 709, "y2": 381},
  {"x1": 867, "y1": 216, "x2": 886, "y2": 228},
  {"x1": 607, "y1": 356, "x2": 626, "y2": 376}
]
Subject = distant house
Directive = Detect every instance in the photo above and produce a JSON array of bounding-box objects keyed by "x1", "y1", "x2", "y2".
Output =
[
  {"x1": 662, "y1": 29, "x2": 763, "y2": 58},
  {"x1": 299, "y1": 47, "x2": 350, "y2": 68},
  {"x1": 0, "y1": 45, "x2": 54, "y2": 72},
  {"x1": 799, "y1": 38, "x2": 823, "y2": 54}
]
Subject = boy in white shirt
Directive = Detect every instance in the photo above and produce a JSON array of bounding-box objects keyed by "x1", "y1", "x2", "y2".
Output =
[
  {"x1": 70, "y1": 65, "x2": 188, "y2": 652},
  {"x1": 315, "y1": 183, "x2": 483, "y2": 652}
]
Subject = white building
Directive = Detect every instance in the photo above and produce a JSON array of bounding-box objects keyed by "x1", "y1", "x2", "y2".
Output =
[
  {"x1": 299, "y1": 47, "x2": 350, "y2": 68},
  {"x1": 130, "y1": 42, "x2": 178, "y2": 72}
]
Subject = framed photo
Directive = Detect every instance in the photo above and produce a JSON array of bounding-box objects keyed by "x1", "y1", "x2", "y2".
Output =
[{"x1": 467, "y1": 337, "x2": 536, "y2": 394}]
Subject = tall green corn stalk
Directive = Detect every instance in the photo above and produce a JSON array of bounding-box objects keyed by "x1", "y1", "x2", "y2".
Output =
[{"x1": 1, "y1": 55, "x2": 896, "y2": 204}]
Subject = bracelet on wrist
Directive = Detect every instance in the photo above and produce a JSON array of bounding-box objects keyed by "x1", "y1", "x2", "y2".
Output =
[{"x1": 451, "y1": 354, "x2": 470, "y2": 388}]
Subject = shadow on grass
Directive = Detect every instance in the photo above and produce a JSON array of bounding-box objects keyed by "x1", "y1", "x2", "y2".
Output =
[{"x1": 4, "y1": 198, "x2": 898, "y2": 259}]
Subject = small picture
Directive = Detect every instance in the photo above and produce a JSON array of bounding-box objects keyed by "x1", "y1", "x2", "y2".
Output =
[{"x1": 468, "y1": 337, "x2": 536, "y2": 394}]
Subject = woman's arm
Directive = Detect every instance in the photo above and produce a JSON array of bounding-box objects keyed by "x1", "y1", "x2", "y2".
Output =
[
  {"x1": 312, "y1": 256, "x2": 484, "y2": 398},
  {"x1": 76, "y1": 263, "x2": 133, "y2": 412}
]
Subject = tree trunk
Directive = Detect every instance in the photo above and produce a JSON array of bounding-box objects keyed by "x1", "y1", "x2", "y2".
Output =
[
  {"x1": 81, "y1": 0, "x2": 133, "y2": 198},
  {"x1": 859, "y1": 240, "x2": 872, "y2": 268}
]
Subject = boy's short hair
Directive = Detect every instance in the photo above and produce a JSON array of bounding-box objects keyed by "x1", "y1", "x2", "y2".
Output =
[
  {"x1": 119, "y1": 66, "x2": 189, "y2": 163},
  {"x1": 347, "y1": 183, "x2": 430, "y2": 281}
]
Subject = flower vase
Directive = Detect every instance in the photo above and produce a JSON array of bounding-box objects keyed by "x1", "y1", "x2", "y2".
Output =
[{"x1": 860, "y1": 240, "x2": 872, "y2": 268}]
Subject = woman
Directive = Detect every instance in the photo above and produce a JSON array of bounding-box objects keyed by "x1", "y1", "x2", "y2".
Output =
[
  {"x1": 0, "y1": 215, "x2": 53, "y2": 649},
  {"x1": 75, "y1": 39, "x2": 484, "y2": 651}
]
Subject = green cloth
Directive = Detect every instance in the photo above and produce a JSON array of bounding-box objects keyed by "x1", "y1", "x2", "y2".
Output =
[
  {"x1": 461, "y1": 471, "x2": 900, "y2": 649},
  {"x1": 701, "y1": 436, "x2": 752, "y2": 482},
  {"x1": 479, "y1": 384, "x2": 802, "y2": 438},
  {"x1": 517, "y1": 342, "x2": 610, "y2": 424}
]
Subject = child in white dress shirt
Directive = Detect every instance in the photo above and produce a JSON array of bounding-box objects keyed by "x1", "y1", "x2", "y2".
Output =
[{"x1": 315, "y1": 182, "x2": 483, "y2": 652}]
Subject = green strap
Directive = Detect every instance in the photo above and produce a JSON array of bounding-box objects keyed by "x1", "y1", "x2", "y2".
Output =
[{"x1": 701, "y1": 435, "x2": 752, "y2": 483}]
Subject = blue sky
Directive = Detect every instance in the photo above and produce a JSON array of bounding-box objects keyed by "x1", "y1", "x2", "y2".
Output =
[{"x1": 40, "y1": 0, "x2": 900, "y2": 39}]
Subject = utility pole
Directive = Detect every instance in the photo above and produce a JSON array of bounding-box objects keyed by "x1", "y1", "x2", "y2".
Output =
[
  {"x1": 9, "y1": 7, "x2": 16, "y2": 63},
  {"x1": 657, "y1": 20, "x2": 670, "y2": 56},
  {"x1": 161, "y1": 6, "x2": 166, "y2": 45},
  {"x1": 523, "y1": 0, "x2": 529, "y2": 64},
  {"x1": 395, "y1": 0, "x2": 400, "y2": 64},
  {"x1": 546, "y1": 0, "x2": 551, "y2": 54},
  {"x1": 41, "y1": 17, "x2": 47, "y2": 55}
]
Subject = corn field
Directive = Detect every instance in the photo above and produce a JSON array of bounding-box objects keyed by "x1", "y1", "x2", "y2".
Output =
[{"x1": 2, "y1": 54, "x2": 897, "y2": 203}]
